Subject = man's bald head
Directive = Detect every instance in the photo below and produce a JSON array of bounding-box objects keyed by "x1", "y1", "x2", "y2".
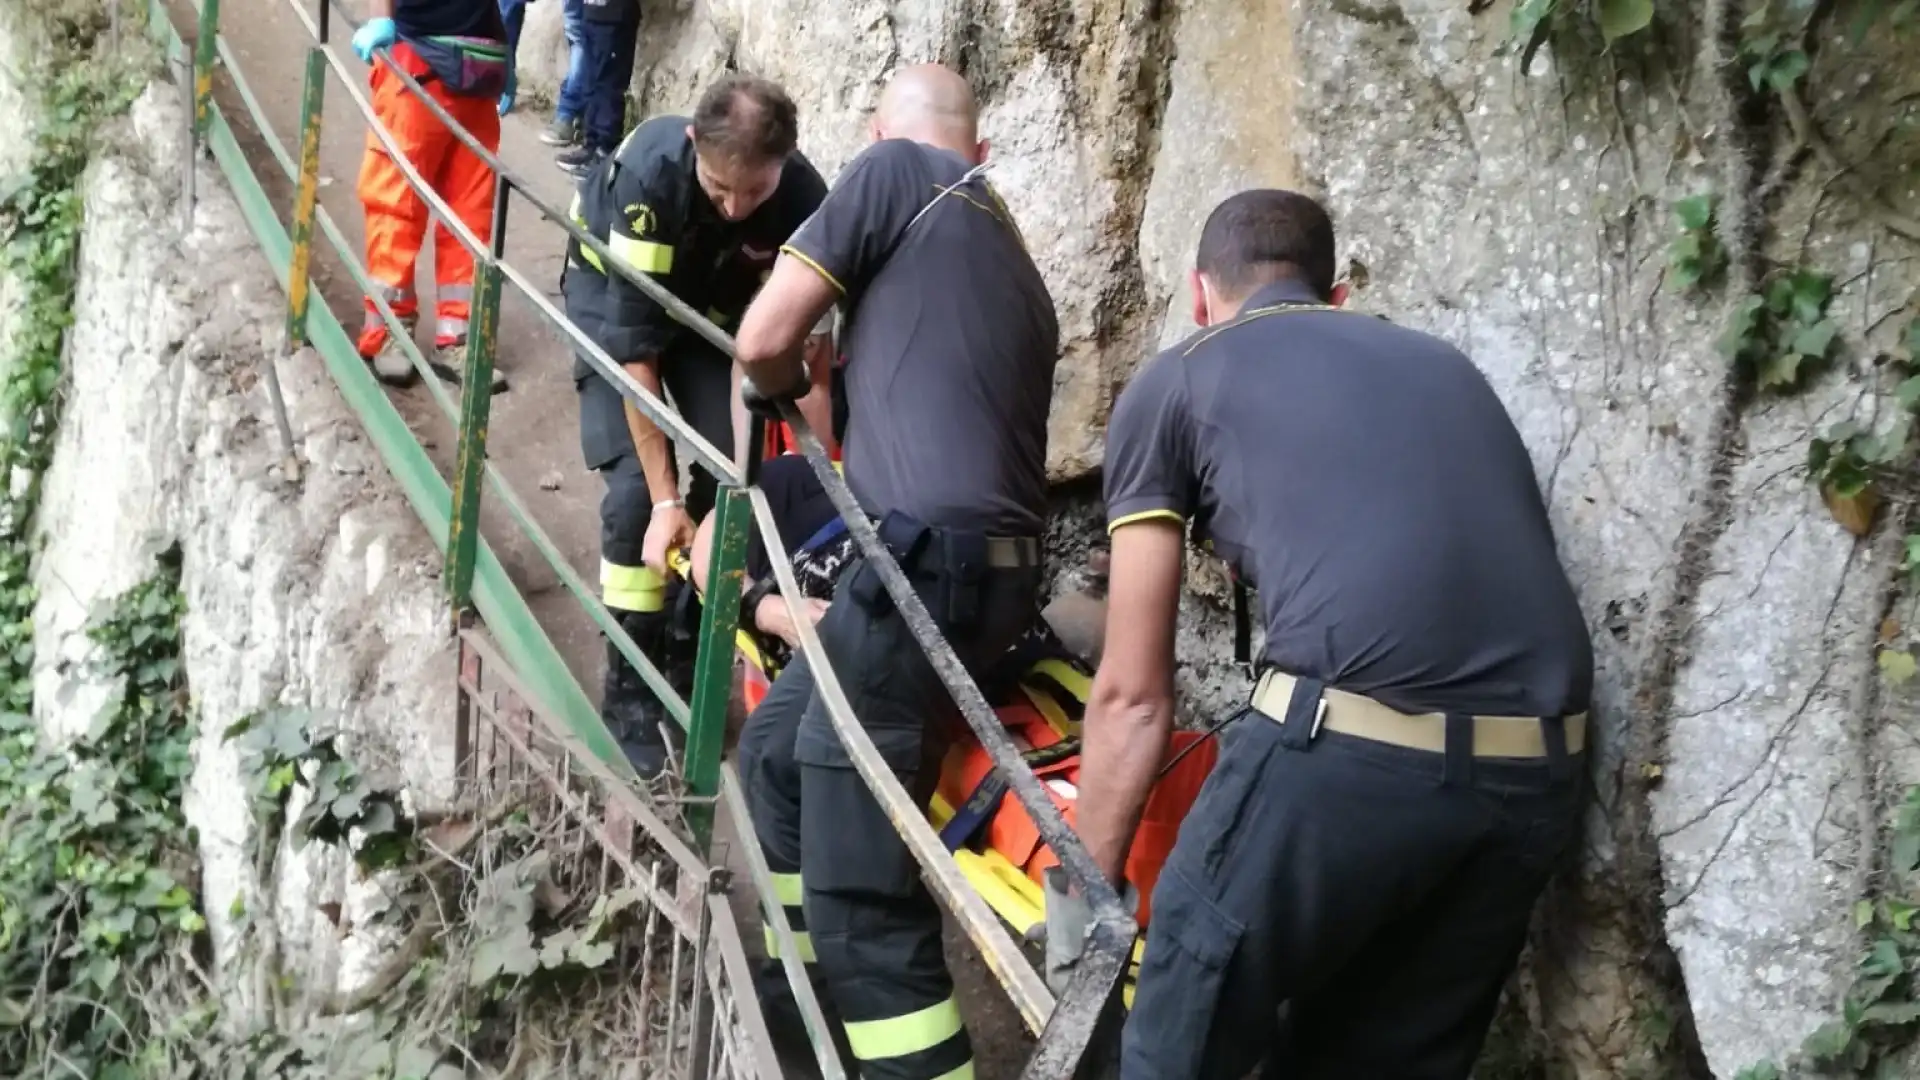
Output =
[{"x1": 871, "y1": 63, "x2": 986, "y2": 163}]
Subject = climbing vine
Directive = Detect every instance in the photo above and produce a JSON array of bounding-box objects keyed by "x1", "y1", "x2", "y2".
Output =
[
  {"x1": 0, "y1": 0, "x2": 150, "y2": 727},
  {"x1": 0, "y1": 554, "x2": 212, "y2": 1078},
  {"x1": 197, "y1": 708, "x2": 676, "y2": 1077},
  {"x1": 1497, "y1": 0, "x2": 1920, "y2": 1075}
]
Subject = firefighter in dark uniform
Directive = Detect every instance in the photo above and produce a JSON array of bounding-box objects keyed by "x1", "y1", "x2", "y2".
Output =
[
  {"x1": 562, "y1": 74, "x2": 829, "y2": 778},
  {"x1": 1054, "y1": 189, "x2": 1595, "y2": 1079},
  {"x1": 728, "y1": 64, "x2": 1059, "y2": 1080}
]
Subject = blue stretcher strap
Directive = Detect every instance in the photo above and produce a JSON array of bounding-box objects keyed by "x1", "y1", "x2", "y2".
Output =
[
  {"x1": 940, "y1": 769, "x2": 1012, "y2": 852},
  {"x1": 795, "y1": 515, "x2": 847, "y2": 558}
]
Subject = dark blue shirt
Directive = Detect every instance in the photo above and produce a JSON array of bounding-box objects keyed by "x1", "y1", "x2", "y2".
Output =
[
  {"x1": 394, "y1": 0, "x2": 503, "y2": 41},
  {"x1": 1102, "y1": 281, "x2": 1593, "y2": 718},
  {"x1": 782, "y1": 140, "x2": 1059, "y2": 537}
]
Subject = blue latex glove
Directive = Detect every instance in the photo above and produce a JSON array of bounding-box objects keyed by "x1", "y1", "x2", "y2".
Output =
[
  {"x1": 498, "y1": 69, "x2": 518, "y2": 116},
  {"x1": 352, "y1": 17, "x2": 396, "y2": 64}
]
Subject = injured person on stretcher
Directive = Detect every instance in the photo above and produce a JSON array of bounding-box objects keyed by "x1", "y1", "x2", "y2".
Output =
[{"x1": 680, "y1": 451, "x2": 1220, "y2": 1007}]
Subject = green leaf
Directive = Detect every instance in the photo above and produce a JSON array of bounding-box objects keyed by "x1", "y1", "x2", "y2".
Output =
[
  {"x1": 1734, "y1": 1065, "x2": 1781, "y2": 1080},
  {"x1": 1860, "y1": 999, "x2": 1920, "y2": 1027},
  {"x1": 569, "y1": 938, "x2": 616, "y2": 969},
  {"x1": 1766, "y1": 49, "x2": 1811, "y2": 93},
  {"x1": 469, "y1": 924, "x2": 539, "y2": 986},
  {"x1": 1878, "y1": 649, "x2": 1916, "y2": 686},
  {"x1": 1802, "y1": 1017, "x2": 1856, "y2": 1061},
  {"x1": 1756, "y1": 349, "x2": 1804, "y2": 390},
  {"x1": 1888, "y1": 898, "x2": 1918, "y2": 931},
  {"x1": 1790, "y1": 319, "x2": 1837, "y2": 360},
  {"x1": 1674, "y1": 194, "x2": 1715, "y2": 231},
  {"x1": 1894, "y1": 827, "x2": 1920, "y2": 874},
  {"x1": 1598, "y1": 0, "x2": 1655, "y2": 42},
  {"x1": 1857, "y1": 899, "x2": 1877, "y2": 928},
  {"x1": 1721, "y1": 296, "x2": 1766, "y2": 358},
  {"x1": 1861, "y1": 937, "x2": 1905, "y2": 979}
]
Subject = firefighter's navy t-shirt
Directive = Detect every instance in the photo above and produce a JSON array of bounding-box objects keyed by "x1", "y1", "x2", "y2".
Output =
[
  {"x1": 393, "y1": 0, "x2": 504, "y2": 41},
  {"x1": 781, "y1": 139, "x2": 1059, "y2": 538},
  {"x1": 1102, "y1": 280, "x2": 1594, "y2": 719}
]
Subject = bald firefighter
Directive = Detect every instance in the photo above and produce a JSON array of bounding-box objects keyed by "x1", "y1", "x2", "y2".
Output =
[{"x1": 732, "y1": 64, "x2": 1059, "y2": 1080}]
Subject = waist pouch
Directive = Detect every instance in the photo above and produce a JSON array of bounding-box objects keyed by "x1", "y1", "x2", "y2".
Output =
[
  {"x1": 850, "y1": 511, "x2": 991, "y2": 635},
  {"x1": 405, "y1": 35, "x2": 508, "y2": 98}
]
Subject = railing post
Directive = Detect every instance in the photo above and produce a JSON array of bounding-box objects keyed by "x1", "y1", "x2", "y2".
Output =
[
  {"x1": 180, "y1": 0, "x2": 221, "y2": 230},
  {"x1": 285, "y1": 46, "x2": 327, "y2": 349},
  {"x1": 683, "y1": 486, "x2": 750, "y2": 845},
  {"x1": 445, "y1": 260, "x2": 503, "y2": 615},
  {"x1": 257, "y1": 43, "x2": 328, "y2": 483}
]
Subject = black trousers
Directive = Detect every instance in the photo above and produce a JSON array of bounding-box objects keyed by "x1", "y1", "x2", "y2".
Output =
[
  {"x1": 579, "y1": 9, "x2": 639, "y2": 152},
  {"x1": 739, "y1": 543, "x2": 1040, "y2": 1080},
  {"x1": 1122, "y1": 691, "x2": 1587, "y2": 1080},
  {"x1": 580, "y1": 344, "x2": 734, "y2": 576}
]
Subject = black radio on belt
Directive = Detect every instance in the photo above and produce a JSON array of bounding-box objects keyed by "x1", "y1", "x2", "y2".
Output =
[{"x1": 940, "y1": 531, "x2": 988, "y2": 634}]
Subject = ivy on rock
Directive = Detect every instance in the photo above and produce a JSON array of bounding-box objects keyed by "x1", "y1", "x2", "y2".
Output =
[{"x1": 0, "y1": 552, "x2": 211, "y2": 1078}]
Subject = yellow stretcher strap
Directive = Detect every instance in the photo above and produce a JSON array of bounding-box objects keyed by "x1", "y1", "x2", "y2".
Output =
[
  {"x1": 601, "y1": 559, "x2": 664, "y2": 613},
  {"x1": 1027, "y1": 657, "x2": 1091, "y2": 703},
  {"x1": 844, "y1": 997, "x2": 965, "y2": 1062}
]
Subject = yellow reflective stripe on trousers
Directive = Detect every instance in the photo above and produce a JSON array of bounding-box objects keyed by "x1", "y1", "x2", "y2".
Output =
[
  {"x1": 602, "y1": 559, "x2": 665, "y2": 613},
  {"x1": 928, "y1": 1063, "x2": 976, "y2": 1080},
  {"x1": 762, "y1": 924, "x2": 816, "y2": 963},
  {"x1": 770, "y1": 872, "x2": 804, "y2": 908},
  {"x1": 610, "y1": 231, "x2": 674, "y2": 274},
  {"x1": 843, "y1": 998, "x2": 965, "y2": 1062}
]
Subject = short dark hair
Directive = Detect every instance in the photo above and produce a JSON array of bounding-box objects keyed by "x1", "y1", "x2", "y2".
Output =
[
  {"x1": 1195, "y1": 189, "x2": 1337, "y2": 300},
  {"x1": 691, "y1": 75, "x2": 799, "y2": 165}
]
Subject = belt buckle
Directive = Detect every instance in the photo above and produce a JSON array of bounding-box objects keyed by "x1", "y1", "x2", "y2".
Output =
[{"x1": 1309, "y1": 696, "x2": 1327, "y2": 741}]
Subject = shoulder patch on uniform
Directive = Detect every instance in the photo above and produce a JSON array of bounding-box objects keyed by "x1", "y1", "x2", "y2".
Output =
[{"x1": 625, "y1": 204, "x2": 657, "y2": 237}]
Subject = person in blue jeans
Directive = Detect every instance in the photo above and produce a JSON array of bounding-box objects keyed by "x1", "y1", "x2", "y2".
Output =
[
  {"x1": 526, "y1": 0, "x2": 591, "y2": 146},
  {"x1": 554, "y1": 0, "x2": 638, "y2": 177}
]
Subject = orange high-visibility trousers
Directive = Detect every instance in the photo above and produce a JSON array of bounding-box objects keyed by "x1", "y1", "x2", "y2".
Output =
[{"x1": 355, "y1": 46, "x2": 501, "y2": 358}]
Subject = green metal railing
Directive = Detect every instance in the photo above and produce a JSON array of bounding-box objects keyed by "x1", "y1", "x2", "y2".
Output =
[{"x1": 158, "y1": 0, "x2": 1138, "y2": 1074}]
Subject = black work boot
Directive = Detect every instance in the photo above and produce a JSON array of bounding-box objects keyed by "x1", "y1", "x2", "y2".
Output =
[{"x1": 602, "y1": 609, "x2": 674, "y2": 779}]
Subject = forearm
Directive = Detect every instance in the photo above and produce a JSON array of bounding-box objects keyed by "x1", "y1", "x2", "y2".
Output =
[
  {"x1": 1075, "y1": 693, "x2": 1175, "y2": 885},
  {"x1": 621, "y1": 360, "x2": 679, "y2": 504},
  {"x1": 367, "y1": 0, "x2": 394, "y2": 17},
  {"x1": 738, "y1": 340, "x2": 808, "y2": 401},
  {"x1": 795, "y1": 334, "x2": 836, "y2": 454}
]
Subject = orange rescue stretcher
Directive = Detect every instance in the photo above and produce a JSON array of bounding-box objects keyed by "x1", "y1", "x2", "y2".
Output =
[{"x1": 735, "y1": 624, "x2": 1220, "y2": 1007}]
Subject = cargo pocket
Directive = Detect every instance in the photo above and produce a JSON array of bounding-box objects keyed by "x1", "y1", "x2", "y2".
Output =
[
  {"x1": 1125, "y1": 865, "x2": 1245, "y2": 1080},
  {"x1": 793, "y1": 591, "x2": 927, "y2": 776}
]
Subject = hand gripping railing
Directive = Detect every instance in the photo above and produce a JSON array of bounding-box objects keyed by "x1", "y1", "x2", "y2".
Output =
[{"x1": 166, "y1": 0, "x2": 1137, "y2": 1072}]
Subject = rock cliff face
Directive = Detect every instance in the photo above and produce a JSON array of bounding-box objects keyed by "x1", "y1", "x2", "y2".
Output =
[
  {"x1": 5, "y1": 56, "x2": 461, "y2": 1013},
  {"x1": 511, "y1": 2, "x2": 1920, "y2": 1076}
]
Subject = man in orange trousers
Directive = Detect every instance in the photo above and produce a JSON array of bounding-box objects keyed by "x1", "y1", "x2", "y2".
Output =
[{"x1": 352, "y1": 0, "x2": 509, "y2": 390}]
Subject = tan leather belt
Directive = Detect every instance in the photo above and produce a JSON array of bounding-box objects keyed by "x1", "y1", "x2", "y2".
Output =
[
  {"x1": 985, "y1": 536, "x2": 1040, "y2": 568},
  {"x1": 1250, "y1": 670, "x2": 1587, "y2": 758}
]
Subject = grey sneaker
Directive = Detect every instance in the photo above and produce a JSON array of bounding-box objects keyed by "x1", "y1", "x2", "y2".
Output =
[
  {"x1": 556, "y1": 144, "x2": 607, "y2": 180},
  {"x1": 429, "y1": 339, "x2": 510, "y2": 395},
  {"x1": 538, "y1": 115, "x2": 581, "y2": 147},
  {"x1": 369, "y1": 317, "x2": 419, "y2": 386}
]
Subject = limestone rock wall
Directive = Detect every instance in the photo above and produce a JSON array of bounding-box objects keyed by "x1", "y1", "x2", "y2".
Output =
[{"x1": 16, "y1": 72, "x2": 460, "y2": 1013}]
